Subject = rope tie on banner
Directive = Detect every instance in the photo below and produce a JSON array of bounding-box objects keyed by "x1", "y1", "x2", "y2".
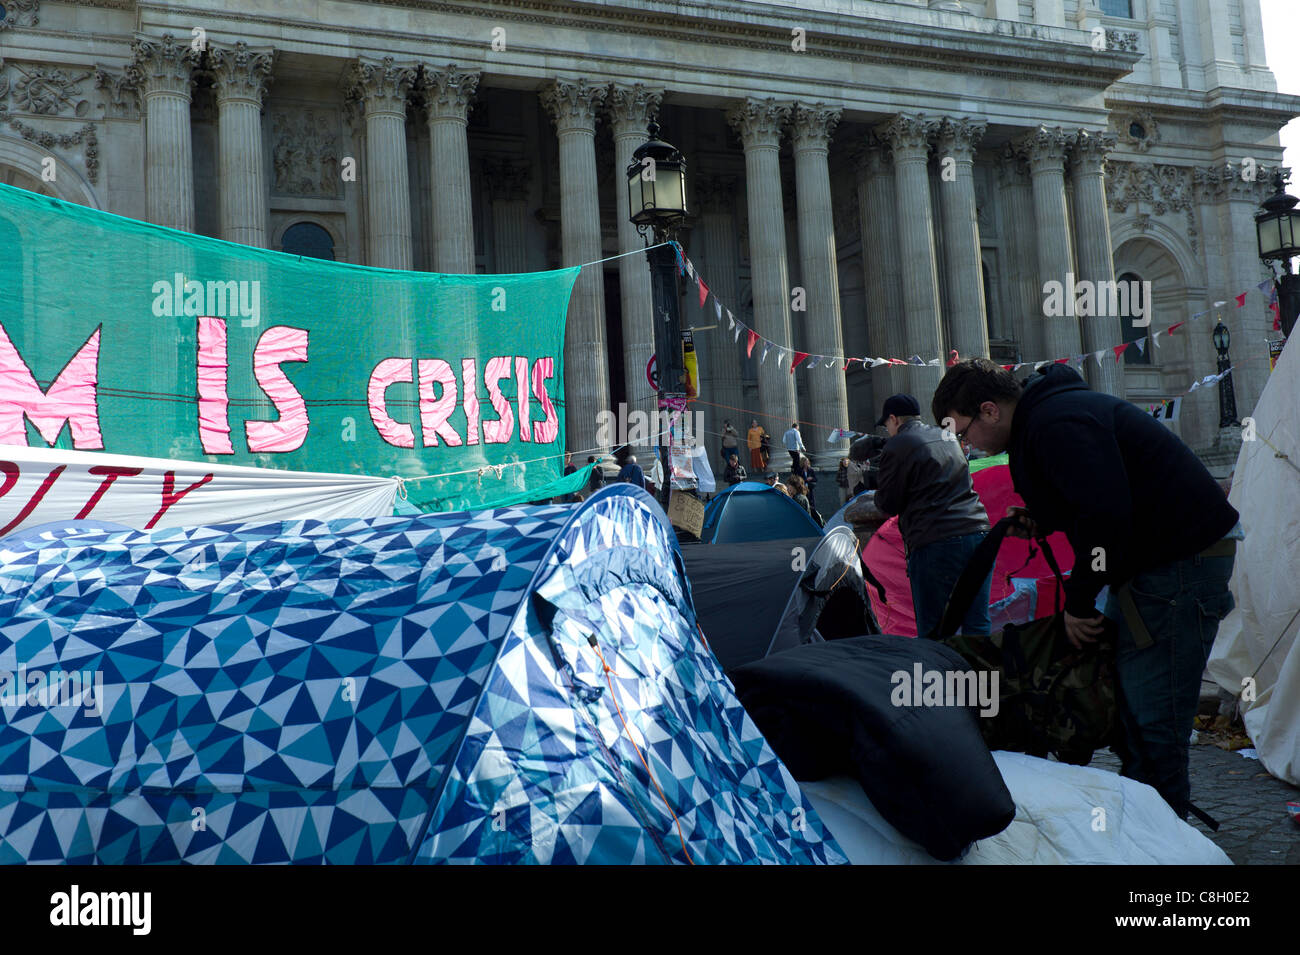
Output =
[{"x1": 394, "y1": 476, "x2": 408, "y2": 501}]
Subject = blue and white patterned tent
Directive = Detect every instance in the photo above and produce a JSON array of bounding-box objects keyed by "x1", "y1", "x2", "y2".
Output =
[{"x1": 0, "y1": 484, "x2": 842, "y2": 864}]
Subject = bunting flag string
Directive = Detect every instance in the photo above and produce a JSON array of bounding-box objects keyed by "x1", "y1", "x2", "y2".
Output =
[{"x1": 667, "y1": 241, "x2": 1286, "y2": 382}]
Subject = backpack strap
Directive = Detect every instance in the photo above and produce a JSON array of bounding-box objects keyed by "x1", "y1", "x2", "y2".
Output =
[{"x1": 925, "y1": 516, "x2": 1067, "y2": 640}]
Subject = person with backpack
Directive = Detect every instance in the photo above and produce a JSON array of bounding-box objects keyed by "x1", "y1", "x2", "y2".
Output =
[
  {"x1": 586, "y1": 455, "x2": 606, "y2": 496},
  {"x1": 931, "y1": 358, "x2": 1240, "y2": 821},
  {"x1": 873, "y1": 393, "x2": 992, "y2": 640}
]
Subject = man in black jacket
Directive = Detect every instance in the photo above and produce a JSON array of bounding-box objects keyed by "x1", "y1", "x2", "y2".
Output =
[
  {"x1": 873, "y1": 393, "x2": 992, "y2": 639},
  {"x1": 932, "y1": 358, "x2": 1240, "y2": 819}
]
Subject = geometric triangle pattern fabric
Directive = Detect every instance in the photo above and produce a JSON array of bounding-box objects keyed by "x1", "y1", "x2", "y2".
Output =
[
  {"x1": 0, "y1": 506, "x2": 570, "y2": 863},
  {"x1": 0, "y1": 489, "x2": 841, "y2": 864},
  {"x1": 416, "y1": 485, "x2": 844, "y2": 864}
]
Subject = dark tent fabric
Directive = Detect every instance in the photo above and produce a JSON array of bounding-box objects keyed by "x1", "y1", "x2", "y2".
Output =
[
  {"x1": 700, "y1": 481, "x2": 822, "y2": 544},
  {"x1": 681, "y1": 537, "x2": 822, "y2": 671}
]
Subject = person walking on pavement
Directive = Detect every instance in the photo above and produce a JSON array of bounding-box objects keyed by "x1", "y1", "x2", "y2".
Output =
[
  {"x1": 617, "y1": 453, "x2": 646, "y2": 490},
  {"x1": 783, "y1": 422, "x2": 807, "y2": 472},
  {"x1": 746, "y1": 419, "x2": 767, "y2": 472},
  {"x1": 932, "y1": 359, "x2": 1241, "y2": 822},
  {"x1": 873, "y1": 393, "x2": 992, "y2": 640}
]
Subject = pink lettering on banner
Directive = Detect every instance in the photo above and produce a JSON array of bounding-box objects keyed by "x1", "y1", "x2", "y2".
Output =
[
  {"x1": 196, "y1": 316, "x2": 234, "y2": 454},
  {"x1": 368, "y1": 358, "x2": 415, "y2": 449},
  {"x1": 0, "y1": 462, "x2": 67, "y2": 536},
  {"x1": 145, "y1": 470, "x2": 214, "y2": 529},
  {"x1": 461, "y1": 358, "x2": 479, "y2": 446},
  {"x1": 514, "y1": 357, "x2": 531, "y2": 443},
  {"x1": 417, "y1": 358, "x2": 462, "y2": 447},
  {"x1": 482, "y1": 356, "x2": 515, "y2": 444},
  {"x1": 0, "y1": 324, "x2": 103, "y2": 449},
  {"x1": 246, "y1": 326, "x2": 310, "y2": 453},
  {"x1": 531, "y1": 356, "x2": 558, "y2": 444},
  {"x1": 76, "y1": 465, "x2": 143, "y2": 519}
]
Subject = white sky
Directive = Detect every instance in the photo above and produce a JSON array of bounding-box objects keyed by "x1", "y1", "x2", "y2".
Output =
[{"x1": 1260, "y1": 0, "x2": 1300, "y2": 177}]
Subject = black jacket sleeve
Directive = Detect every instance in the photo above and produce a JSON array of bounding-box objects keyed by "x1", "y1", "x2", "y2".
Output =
[
  {"x1": 1030, "y1": 412, "x2": 1135, "y2": 617},
  {"x1": 874, "y1": 439, "x2": 910, "y2": 517}
]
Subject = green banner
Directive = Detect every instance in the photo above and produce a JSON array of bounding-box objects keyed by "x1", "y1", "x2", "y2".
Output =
[{"x1": 0, "y1": 183, "x2": 578, "y2": 512}]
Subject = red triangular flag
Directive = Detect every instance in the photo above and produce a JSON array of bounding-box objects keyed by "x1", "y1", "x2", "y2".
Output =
[
  {"x1": 1055, "y1": 357, "x2": 1069, "y2": 364},
  {"x1": 790, "y1": 351, "x2": 809, "y2": 374},
  {"x1": 746, "y1": 329, "x2": 758, "y2": 358},
  {"x1": 1113, "y1": 342, "x2": 1130, "y2": 361},
  {"x1": 698, "y1": 278, "x2": 709, "y2": 308},
  {"x1": 1235, "y1": 292, "x2": 1247, "y2": 308},
  {"x1": 1001, "y1": 364, "x2": 1014, "y2": 371},
  {"x1": 1167, "y1": 321, "x2": 1185, "y2": 334}
]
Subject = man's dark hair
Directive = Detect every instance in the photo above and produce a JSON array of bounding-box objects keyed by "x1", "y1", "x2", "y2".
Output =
[{"x1": 932, "y1": 358, "x2": 1023, "y2": 423}]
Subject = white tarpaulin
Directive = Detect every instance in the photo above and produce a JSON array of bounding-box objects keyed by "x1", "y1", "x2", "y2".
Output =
[
  {"x1": 1207, "y1": 336, "x2": 1300, "y2": 786},
  {"x1": 0, "y1": 444, "x2": 400, "y2": 536}
]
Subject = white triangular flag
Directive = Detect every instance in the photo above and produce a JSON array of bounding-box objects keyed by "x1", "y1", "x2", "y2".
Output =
[
  {"x1": 1093, "y1": 349, "x2": 1107, "y2": 365},
  {"x1": 1135, "y1": 338, "x2": 1147, "y2": 355},
  {"x1": 727, "y1": 310, "x2": 734, "y2": 331},
  {"x1": 686, "y1": 259, "x2": 695, "y2": 280},
  {"x1": 778, "y1": 348, "x2": 789, "y2": 369},
  {"x1": 1189, "y1": 380, "x2": 1200, "y2": 391},
  {"x1": 715, "y1": 300, "x2": 722, "y2": 322},
  {"x1": 1151, "y1": 331, "x2": 1162, "y2": 348},
  {"x1": 761, "y1": 342, "x2": 771, "y2": 363},
  {"x1": 734, "y1": 324, "x2": 741, "y2": 342}
]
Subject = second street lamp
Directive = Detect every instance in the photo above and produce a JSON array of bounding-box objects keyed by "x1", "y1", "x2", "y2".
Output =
[
  {"x1": 627, "y1": 122, "x2": 688, "y2": 509},
  {"x1": 1213, "y1": 318, "x2": 1238, "y2": 428}
]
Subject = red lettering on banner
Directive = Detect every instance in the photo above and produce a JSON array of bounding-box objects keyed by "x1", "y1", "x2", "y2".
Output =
[
  {"x1": 75, "y1": 465, "x2": 143, "y2": 519},
  {"x1": 0, "y1": 324, "x2": 103, "y2": 449},
  {"x1": 515, "y1": 357, "x2": 531, "y2": 443},
  {"x1": 482, "y1": 356, "x2": 515, "y2": 444},
  {"x1": 417, "y1": 359, "x2": 462, "y2": 447},
  {"x1": 145, "y1": 470, "x2": 214, "y2": 529},
  {"x1": 0, "y1": 463, "x2": 67, "y2": 535},
  {"x1": 196, "y1": 316, "x2": 234, "y2": 454},
  {"x1": 367, "y1": 358, "x2": 415, "y2": 449},
  {"x1": 531, "y1": 356, "x2": 558, "y2": 444},
  {"x1": 246, "y1": 326, "x2": 310, "y2": 453},
  {"x1": 461, "y1": 358, "x2": 479, "y2": 446}
]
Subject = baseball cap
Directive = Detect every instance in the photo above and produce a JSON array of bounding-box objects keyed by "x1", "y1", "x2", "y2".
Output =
[{"x1": 876, "y1": 393, "x2": 921, "y2": 427}]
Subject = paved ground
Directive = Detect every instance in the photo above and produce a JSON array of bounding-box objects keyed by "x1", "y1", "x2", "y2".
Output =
[{"x1": 1091, "y1": 746, "x2": 1300, "y2": 864}]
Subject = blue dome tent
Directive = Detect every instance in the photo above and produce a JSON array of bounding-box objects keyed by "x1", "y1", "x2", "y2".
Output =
[
  {"x1": 699, "y1": 481, "x2": 822, "y2": 544},
  {"x1": 0, "y1": 485, "x2": 842, "y2": 864}
]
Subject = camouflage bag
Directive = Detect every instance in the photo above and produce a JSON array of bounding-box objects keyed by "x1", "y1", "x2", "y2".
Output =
[{"x1": 924, "y1": 517, "x2": 1119, "y2": 766}]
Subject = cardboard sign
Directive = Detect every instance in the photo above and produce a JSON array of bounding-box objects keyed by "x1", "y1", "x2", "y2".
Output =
[{"x1": 667, "y1": 490, "x2": 705, "y2": 539}]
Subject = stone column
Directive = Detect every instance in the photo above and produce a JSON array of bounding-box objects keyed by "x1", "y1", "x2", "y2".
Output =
[
  {"x1": 1019, "y1": 125, "x2": 1083, "y2": 362},
  {"x1": 210, "y1": 41, "x2": 275, "y2": 248},
  {"x1": 1070, "y1": 129, "x2": 1124, "y2": 397},
  {"x1": 484, "y1": 157, "x2": 531, "y2": 273},
  {"x1": 421, "y1": 64, "x2": 479, "y2": 273},
  {"x1": 728, "y1": 98, "x2": 797, "y2": 435},
  {"x1": 792, "y1": 103, "x2": 850, "y2": 456},
  {"x1": 694, "y1": 173, "x2": 747, "y2": 467},
  {"x1": 996, "y1": 143, "x2": 1044, "y2": 362},
  {"x1": 541, "y1": 79, "x2": 609, "y2": 452},
  {"x1": 131, "y1": 34, "x2": 198, "y2": 232},
  {"x1": 856, "y1": 135, "x2": 907, "y2": 412},
  {"x1": 607, "y1": 83, "x2": 664, "y2": 458},
  {"x1": 349, "y1": 56, "x2": 417, "y2": 270},
  {"x1": 935, "y1": 117, "x2": 989, "y2": 364},
  {"x1": 880, "y1": 113, "x2": 944, "y2": 415}
]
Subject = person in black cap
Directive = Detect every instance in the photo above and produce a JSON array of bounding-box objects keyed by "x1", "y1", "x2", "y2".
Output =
[{"x1": 873, "y1": 392, "x2": 992, "y2": 638}]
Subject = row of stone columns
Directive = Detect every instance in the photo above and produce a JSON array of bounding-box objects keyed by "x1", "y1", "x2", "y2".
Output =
[{"x1": 128, "y1": 34, "x2": 1122, "y2": 451}]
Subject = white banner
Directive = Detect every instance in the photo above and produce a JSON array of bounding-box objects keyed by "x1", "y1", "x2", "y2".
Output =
[{"x1": 0, "y1": 444, "x2": 400, "y2": 538}]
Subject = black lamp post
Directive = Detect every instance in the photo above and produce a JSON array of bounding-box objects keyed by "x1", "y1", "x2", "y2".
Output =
[
  {"x1": 1212, "y1": 318, "x2": 1238, "y2": 428},
  {"x1": 1256, "y1": 170, "x2": 1300, "y2": 339},
  {"x1": 627, "y1": 121, "x2": 688, "y2": 509}
]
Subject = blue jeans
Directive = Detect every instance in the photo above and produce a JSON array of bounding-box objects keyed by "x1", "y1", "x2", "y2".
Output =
[
  {"x1": 907, "y1": 532, "x2": 992, "y2": 639},
  {"x1": 1103, "y1": 551, "x2": 1235, "y2": 819}
]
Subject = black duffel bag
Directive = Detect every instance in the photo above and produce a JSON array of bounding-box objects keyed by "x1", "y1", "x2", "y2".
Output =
[{"x1": 923, "y1": 516, "x2": 1120, "y2": 766}]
